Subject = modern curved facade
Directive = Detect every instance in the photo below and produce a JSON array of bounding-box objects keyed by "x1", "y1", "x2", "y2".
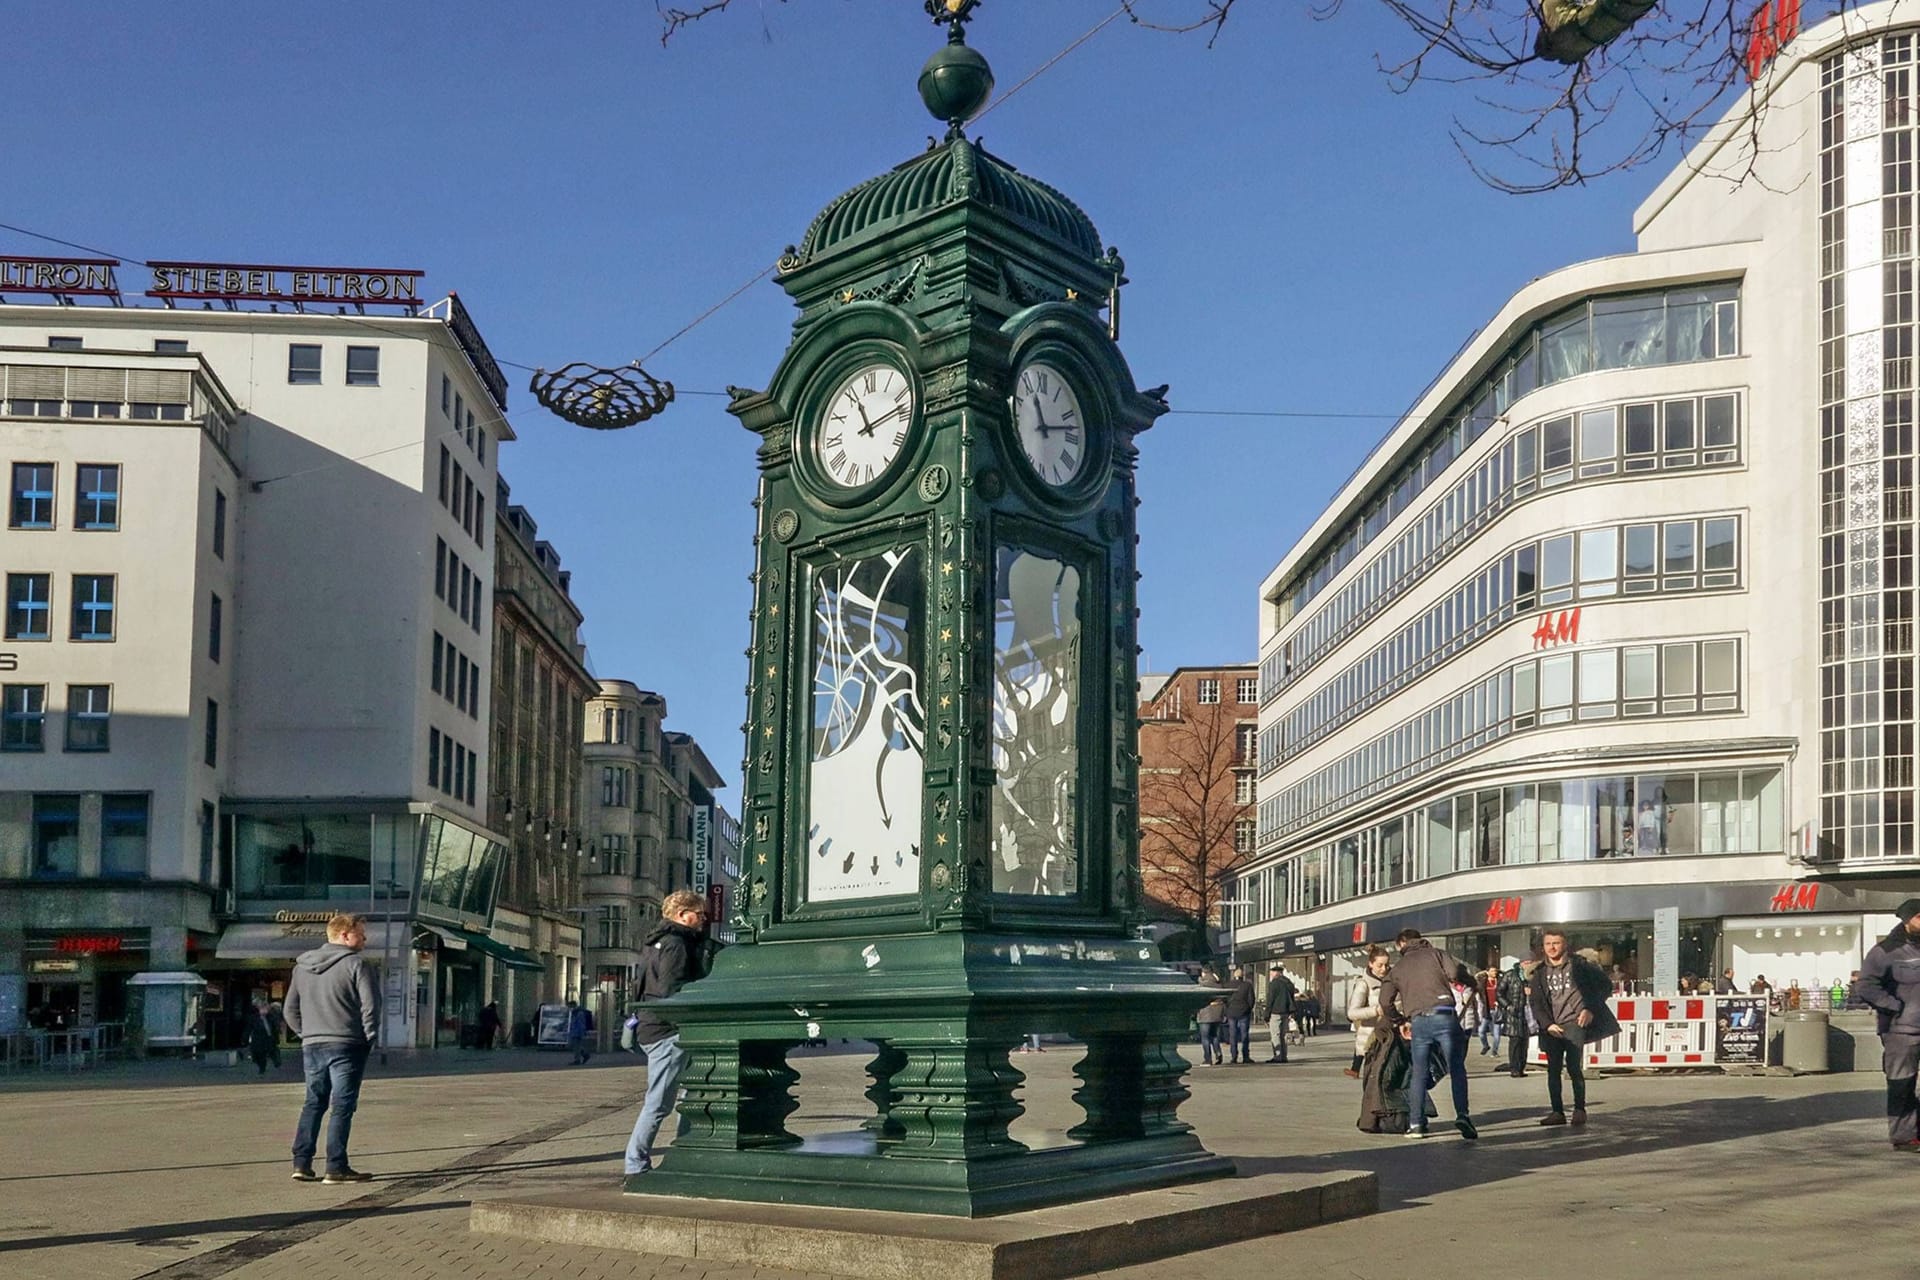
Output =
[{"x1": 1235, "y1": 2, "x2": 1920, "y2": 1005}]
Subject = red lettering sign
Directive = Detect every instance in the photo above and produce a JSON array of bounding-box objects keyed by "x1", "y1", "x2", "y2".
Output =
[
  {"x1": 1484, "y1": 897, "x2": 1523, "y2": 926},
  {"x1": 1769, "y1": 883, "x2": 1820, "y2": 912},
  {"x1": 1351, "y1": 922, "x2": 1366, "y2": 944},
  {"x1": 1531, "y1": 608, "x2": 1581, "y2": 650},
  {"x1": 54, "y1": 935, "x2": 123, "y2": 954},
  {"x1": 1745, "y1": 0, "x2": 1800, "y2": 80}
]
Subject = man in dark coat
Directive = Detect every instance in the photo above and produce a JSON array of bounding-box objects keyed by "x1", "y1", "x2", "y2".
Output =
[
  {"x1": 1264, "y1": 968, "x2": 1297, "y2": 1063},
  {"x1": 1223, "y1": 966, "x2": 1257, "y2": 1064},
  {"x1": 1528, "y1": 927, "x2": 1620, "y2": 1127},
  {"x1": 623, "y1": 890, "x2": 720, "y2": 1178},
  {"x1": 1858, "y1": 898, "x2": 1920, "y2": 1149}
]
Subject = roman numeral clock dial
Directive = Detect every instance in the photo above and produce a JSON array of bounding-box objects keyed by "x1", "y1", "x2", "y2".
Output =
[
  {"x1": 819, "y1": 363, "x2": 914, "y2": 489},
  {"x1": 1013, "y1": 362, "x2": 1088, "y2": 488}
]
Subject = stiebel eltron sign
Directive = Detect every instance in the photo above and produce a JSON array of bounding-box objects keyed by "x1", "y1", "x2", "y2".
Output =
[
  {"x1": 147, "y1": 261, "x2": 424, "y2": 307},
  {"x1": 0, "y1": 255, "x2": 120, "y2": 296}
]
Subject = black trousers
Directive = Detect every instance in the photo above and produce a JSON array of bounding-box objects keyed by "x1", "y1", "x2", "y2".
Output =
[
  {"x1": 1506, "y1": 1028, "x2": 1530, "y2": 1074},
  {"x1": 1544, "y1": 1036, "x2": 1586, "y2": 1111}
]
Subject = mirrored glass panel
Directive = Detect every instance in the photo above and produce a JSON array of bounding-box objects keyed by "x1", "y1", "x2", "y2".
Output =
[{"x1": 991, "y1": 546, "x2": 1082, "y2": 896}]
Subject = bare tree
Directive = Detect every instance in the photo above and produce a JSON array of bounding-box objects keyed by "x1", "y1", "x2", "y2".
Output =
[
  {"x1": 1137, "y1": 694, "x2": 1254, "y2": 952},
  {"x1": 655, "y1": 0, "x2": 1822, "y2": 193}
]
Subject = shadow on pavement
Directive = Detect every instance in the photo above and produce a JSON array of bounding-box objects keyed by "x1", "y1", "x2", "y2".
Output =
[{"x1": 0, "y1": 1199, "x2": 469, "y2": 1253}]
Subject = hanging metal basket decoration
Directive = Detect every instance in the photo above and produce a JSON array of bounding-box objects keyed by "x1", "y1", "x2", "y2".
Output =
[{"x1": 529, "y1": 361, "x2": 675, "y2": 430}]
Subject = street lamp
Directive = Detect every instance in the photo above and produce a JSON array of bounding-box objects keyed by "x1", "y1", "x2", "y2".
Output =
[{"x1": 1217, "y1": 898, "x2": 1252, "y2": 972}]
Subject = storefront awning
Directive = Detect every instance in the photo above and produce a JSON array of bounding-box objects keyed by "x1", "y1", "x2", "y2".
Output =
[
  {"x1": 421, "y1": 924, "x2": 545, "y2": 971},
  {"x1": 213, "y1": 922, "x2": 405, "y2": 962}
]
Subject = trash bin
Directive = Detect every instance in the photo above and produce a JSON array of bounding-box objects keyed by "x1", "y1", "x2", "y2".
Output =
[{"x1": 1780, "y1": 1010, "x2": 1830, "y2": 1073}]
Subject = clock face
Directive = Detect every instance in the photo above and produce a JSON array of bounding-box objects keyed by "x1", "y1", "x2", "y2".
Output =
[
  {"x1": 1012, "y1": 362, "x2": 1088, "y2": 488},
  {"x1": 819, "y1": 363, "x2": 914, "y2": 489}
]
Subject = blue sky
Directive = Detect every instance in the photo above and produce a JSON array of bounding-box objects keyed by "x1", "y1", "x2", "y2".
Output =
[{"x1": 7, "y1": 1, "x2": 1684, "y2": 791}]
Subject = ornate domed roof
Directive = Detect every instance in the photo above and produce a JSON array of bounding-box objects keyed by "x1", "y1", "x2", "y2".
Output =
[{"x1": 792, "y1": 135, "x2": 1103, "y2": 266}]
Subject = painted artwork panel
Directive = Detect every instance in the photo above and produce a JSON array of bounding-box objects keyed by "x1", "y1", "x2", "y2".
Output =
[
  {"x1": 806, "y1": 546, "x2": 925, "y2": 902},
  {"x1": 991, "y1": 546, "x2": 1081, "y2": 895}
]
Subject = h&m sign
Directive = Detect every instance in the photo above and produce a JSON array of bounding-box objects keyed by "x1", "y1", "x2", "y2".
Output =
[
  {"x1": 1745, "y1": 0, "x2": 1801, "y2": 80},
  {"x1": 1532, "y1": 608, "x2": 1581, "y2": 650},
  {"x1": 1769, "y1": 883, "x2": 1821, "y2": 912}
]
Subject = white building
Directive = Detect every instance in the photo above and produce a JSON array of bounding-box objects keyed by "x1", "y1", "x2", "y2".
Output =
[
  {"x1": 0, "y1": 273, "x2": 524, "y2": 1049},
  {"x1": 1236, "y1": 3, "x2": 1920, "y2": 1012}
]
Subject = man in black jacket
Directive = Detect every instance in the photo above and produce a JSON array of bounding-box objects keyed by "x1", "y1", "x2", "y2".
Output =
[
  {"x1": 1264, "y1": 968, "x2": 1296, "y2": 1063},
  {"x1": 623, "y1": 891, "x2": 719, "y2": 1178},
  {"x1": 1223, "y1": 966, "x2": 1257, "y2": 1064},
  {"x1": 1858, "y1": 898, "x2": 1920, "y2": 1149},
  {"x1": 1528, "y1": 927, "x2": 1620, "y2": 1127}
]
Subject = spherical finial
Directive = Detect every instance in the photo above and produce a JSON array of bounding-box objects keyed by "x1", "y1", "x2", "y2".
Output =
[{"x1": 919, "y1": 38, "x2": 993, "y2": 131}]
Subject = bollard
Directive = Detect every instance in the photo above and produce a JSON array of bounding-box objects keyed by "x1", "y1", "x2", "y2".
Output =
[{"x1": 1779, "y1": 1010, "x2": 1830, "y2": 1073}]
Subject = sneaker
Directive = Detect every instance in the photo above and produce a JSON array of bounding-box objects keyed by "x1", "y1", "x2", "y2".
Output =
[
  {"x1": 1405, "y1": 1127, "x2": 1431, "y2": 1140},
  {"x1": 1539, "y1": 1111, "x2": 1568, "y2": 1126},
  {"x1": 1893, "y1": 1139, "x2": 1920, "y2": 1151},
  {"x1": 323, "y1": 1168, "x2": 374, "y2": 1184},
  {"x1": 1570, "y1": 1109, "x2": 1587, "y2": 1127},
  {"x1": 291, "y1": 1167, "x2": 319, "y2": 1183},
  {"x1": 1456, "y1": 1115, "x2": 1478, "y2": 1141},
  {"x1": 1342, "y1": 1068, "x2": 1360, "y2": 1078}
]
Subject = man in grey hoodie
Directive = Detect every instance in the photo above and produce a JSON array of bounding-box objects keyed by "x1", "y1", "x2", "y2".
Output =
[
  {"x1": 284, "y1": 913, "x2": 381, "y2": 1183},
  {"x1": 1859, "y1": 898, "x2": 1920, "y2": 1150}
]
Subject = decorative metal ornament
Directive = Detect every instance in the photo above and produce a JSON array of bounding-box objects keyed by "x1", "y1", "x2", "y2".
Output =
[{"x1": 529, "y1": 360, "x2": 675, "y2": 430}]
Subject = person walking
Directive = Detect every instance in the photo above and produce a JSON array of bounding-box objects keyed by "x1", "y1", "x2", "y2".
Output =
[
  {"x1": 1498, "y1": 959, "x2": 1533, "y2": 1078},
  {"x1": 1859, "y1": 898, "x2": 1920, "y2": 1150},
  {"x1": 1264, "y1": 967, "x2": 1297, "y2": 1063},
  {"x1": 566, "y1": 1000, "x2": 595, "y2": 1064},
  {"x1": 1529, "y1": 927, "x2": 1620, "y2": 1128},
  {"x1": 284, "y1": 913, "x2": 381, "y2": 1184},
  {"x1": 1195, "y1": 969, "x2": 1227, "y2": 1066},
  {"x1": 477, "y1": 1001, "x2": 503, "y2": 1050},
  {"x1": 1454, "y1": 970, "x2": 1483, "y2": 1052},
  {"x1": 1223, "y1": 966, "x2": 1256, "y2": 1065},
  {"x1": 1379, "y1": 929, "x2": 1477, "y2": 1141},
  {"x1": 1477, "y1": 971, "x2": 1504, "y2": 1057},
  {"x1": 1347, "y1": 946, "x2": 1390, "y2": 1078},
  {"x1": 625, "y1": 891, "x2": 721, "y2": 1179},
  {"x1": 244, "y1": 999, "x2": 278, "y2": 1076}
]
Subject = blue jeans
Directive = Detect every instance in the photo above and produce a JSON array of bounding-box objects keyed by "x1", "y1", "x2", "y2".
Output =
[
  {"x1": 1480, "y1": 1017, "x2": 1503, "y2": 1054},
  {"x1": 1197, "y1": 1021, "x2": 1223, "y2": 1063},
  {"x1": 1405, "y1": 1012, "x2": 1471, "y2": 1131},
  {"x1": 1227, "y1": 1015, "x2": 1252, "y2": 1061},
  {"x1": 625, "y1": 1034, "x2": 691, "y2": 1175},
  {"x1": 292, "y1": 1040, "x2": 370, "y2": 1171}
]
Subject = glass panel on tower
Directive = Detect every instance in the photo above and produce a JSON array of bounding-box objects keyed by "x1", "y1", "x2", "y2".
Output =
[
  {"x1": 807, "y1": 546, "x2": 925, "y2": 902},
  {"x1": 991, "y1": 546, "x2": 1081, "y2": 896}
]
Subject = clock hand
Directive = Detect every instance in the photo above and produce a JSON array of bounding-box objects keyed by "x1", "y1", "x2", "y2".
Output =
[
  {"x1": 853, "y1": 399, "x2": 876, "y2": 437},
  {"x1": 865, "y1": 404, "x2": 905, "y2": 434}
]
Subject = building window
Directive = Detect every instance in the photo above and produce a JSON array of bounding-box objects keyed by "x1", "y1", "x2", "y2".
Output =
[
  {"x1": 155, "y1": 339, "x2": 189, "y2": 355},
  {"x1": 209, "y1": 593, "x2": 223, "y2": 663},
  {"x1": 5, "y1": 573, "x2": 51, "y2": 640},
  {"x1": 431, "y1": 632, "x2": 443, "y2": 693},
  {"x1": 1197, "y1": 678, "x2": 1221, "y2": 704},
  {"x1": 1235, "y1": 773, "x2": 1255, "y2": 805},
  {"x1": 346, "y1": 346, "x2": 379, "y2": 386},
  {"x1": 455, "y1": 392, "x2": 464, "y2": 435},
  {"x1": 47, "y1": 335, "x2": 81, "y2": 351},
  {"x1": 10, "y1": 462, "x2": 54, "y2": 529},
  {"x1": 2, "y1": 684, "x2": 46, "y2": 751},
  {"x1": 477, "y1": 428, "x2": 487, "y2": 467},
  {"x1": 438, "y1": 446, "x2": 450, "y2": 505},
  {"x1": 204, "y1": 698, "x2": 219, "y2": 767},
  {"x1": 70, "y1": 574, "x2": 115, "y2": 641},
  {"x1": 212, "y1": 489, "x2": 227, "y2": 559},
  {"x1": 101, "y1": 793, "x2": 150, "y2": 877},
  {"x1": 1236, "y1": 677, "x2": 1258, "y2": 704},
  {"x1": 475, "y1": 495, "x2": 485, "y2": 549},
  {"x1": 65, "y1": 684, "x2": 110, "y2": 751},
  {"x1": 442, "y1": 374, "x2": 451, "y2": 415},
  {"x1": 74, "y1": 464, "x2": 119, "y2": 530},
  {"x1": 600, "y1": 833, "x2": 627, "y2": 875},
  {"x1": 1235, "y1": 723, "x2": 1257, "y2": 766},
  {"x1": 32, "y1": 794, "x2": 79, "y2": 876},
  {"x1": 288, "y1": 344, "x2": 322, "y2": 384},
  {"x1": 1234, "y1": 818, "x2": 1256, "y2": 854},
  {"x1": 598, "y1": 904, "x2": 629, "y2": 950},
  {"x1": 468, "y1": 661, "x2": 480, "y2": 719},
  {"x1": 429, "y1": 727, "x2": 441, "y2": 787},
  {"x1": 603, "y1": 766, "x2": 630, "y2": 807},
  {"x1": 465, "y1": 749, "x2": 476, "y2": 805}
]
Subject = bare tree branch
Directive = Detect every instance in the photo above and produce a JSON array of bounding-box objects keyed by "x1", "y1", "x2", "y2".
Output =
[
  {"x1": 1138, "y1": 695, "x2": 1255, "y2": 946},
  {"x1": 1119, "y1": 0, "x2": 1240, "y2": 47}
]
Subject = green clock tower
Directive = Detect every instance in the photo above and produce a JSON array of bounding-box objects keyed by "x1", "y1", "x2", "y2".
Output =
[{"x1": 642, "y1": 2, "x2": 1229, "y2": 1216}]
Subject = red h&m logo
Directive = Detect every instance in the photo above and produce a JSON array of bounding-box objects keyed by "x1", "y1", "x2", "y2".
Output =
[
  {"x1": 1485, "y1": 896, "x2": 1523, "y2": 926},
  {"x1": 1531, "y1": 608, "x2": 1581, "y2": 650},
  {"x1": 1352, "y1": 922, "x2": 1366, "y2": 944},
  {"x1": 1770, "y1": 883, "x2": 1820, "y2": 912},
  {"x1": 1745, "y1": 0, "x2": 1801, "y2": 80}
]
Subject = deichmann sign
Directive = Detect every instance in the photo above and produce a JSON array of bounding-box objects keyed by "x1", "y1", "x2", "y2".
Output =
[
  {"x1": 0, "y1": 256, "x2": 120, "y2": 297},
  {"x1": 693, "y1": 806, "x2": 712, "y2": 893},
  {"x1": 147, "y1": 261, "x2": 424, "y2": 307}
]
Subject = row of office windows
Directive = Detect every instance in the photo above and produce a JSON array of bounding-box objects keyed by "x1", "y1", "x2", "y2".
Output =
[
  {"x1": 428, "y1": 726, "x2": 479, "y2": 806},
  {"x1": 287, "y1": 343, "x2": 379, "y2": 387},
  {"x1": 437, "y1": 446, "x2": 486, "y2": 548},
  {"x1": 1236, "y1": 764, "x2": 1784, "y2": 925},
  {"x1": 2, "y1": 684, "x2": 110, "y2": 752},
  {"x1": 441, "y1": 374, "x2": 487, "y2": 466},
  {"x1": 16, "y1": 792, "x2": 152, "y2": 879},
  {"x1": 431, "y1": 631, "x2": 482, "y2": 721},
  {"x1": 1273, "y1": 282, "x2": 1742, "y2": 626},
  {"x1": 9, "y1": 462, "x2": 120, "y2": 531},
  {"x1": 1262, "y1": 389, "x2": 1744, "y2": 705},
  {"x1": 1263, "y1": 514, "x2": 1745, "y2": 772},
  {"x1": 434, "y1": 537, "x2": 485, "y2": 634},
  {"x1": 5, "y1": 573, "x2": 118, "y2": 641},
  {"x1": 1259, "y1": 636, "x2": 1744, "y2": 842},
  {"x1": 1, "y1": 357, "x2": 218, "y2": 447}
]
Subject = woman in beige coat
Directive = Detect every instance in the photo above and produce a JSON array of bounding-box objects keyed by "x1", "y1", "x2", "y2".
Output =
[{"x1": 1346, "y1": 946, "x2": 1391, "y2": 1078}]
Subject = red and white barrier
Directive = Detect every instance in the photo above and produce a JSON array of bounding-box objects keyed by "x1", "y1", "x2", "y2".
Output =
[{"x1": 1531, "y1": 996, "x2": 1758, "y2": 1068}]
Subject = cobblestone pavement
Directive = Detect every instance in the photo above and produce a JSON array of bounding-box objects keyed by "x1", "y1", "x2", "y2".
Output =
[{"x1": 0, "y1": 1033, "x2": 1889, "y2": 1280}]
